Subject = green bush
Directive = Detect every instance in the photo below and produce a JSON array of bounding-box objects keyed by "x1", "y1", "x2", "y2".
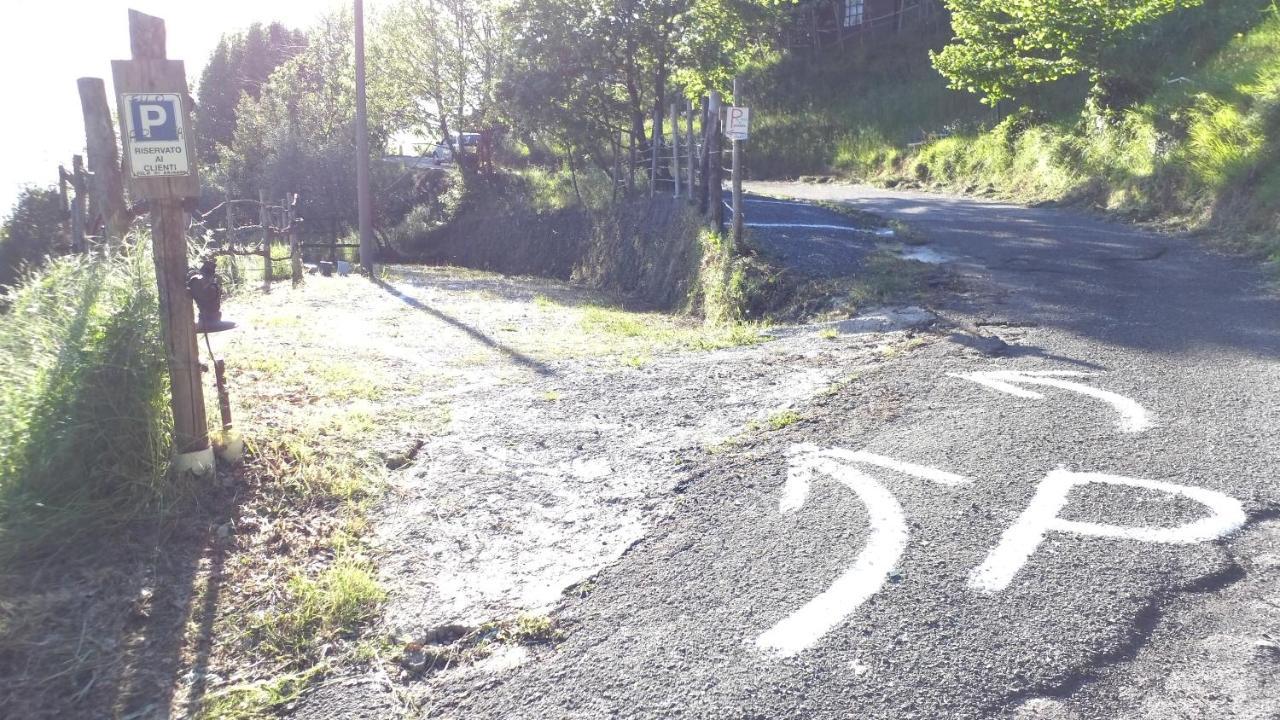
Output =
[{"x1": 0, "y1": 241, "x2": 175, "y2": 557}]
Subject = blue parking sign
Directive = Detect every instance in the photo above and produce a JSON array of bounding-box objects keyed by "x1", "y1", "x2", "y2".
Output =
[{"x1": 128, "y1": 95, "x2": 179, "y2": 142}]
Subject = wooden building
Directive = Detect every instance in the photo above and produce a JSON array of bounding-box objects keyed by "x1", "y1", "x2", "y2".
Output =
[{"x1": 783, "y1": 0, "x2": 946, "y2": 51}]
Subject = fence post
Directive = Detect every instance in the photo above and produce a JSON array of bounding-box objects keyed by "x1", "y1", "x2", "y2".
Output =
[
  {"x1": 686, "y1": 101, "x2": 695, "y2": 205},
  {"x1": 731, "y1": 77, "x2": 745, "y2": 252},
  {"x1": 708, "y1": 91, "x2": 724, "y2": 232},
  {"x1": 259, "y1": 190, "x2": 271, "y2": 292},
  {"x1": 77, "y1": 77, "x2": 129, "y2": 248},
  {"x1": 627, "y1": 130, "x2": 636, "y2": 194},
  {"x1": 671, "y1": 102, "x2": 681, "y2": 199},
  {"x1": 57, "y1": 164, "x2": 70, "y2": 249},
  {"x1": 650, "y1": 103, "x2": 660, "y2": 198},
  {"x1": 288, "y1": 195, "x2": 302, "y2": 286},
  {"x1": 70, "y1": 155, "x2": 87, "y2": 253},
  {"x1": 111, "y1": 9, "x2": 210, "y2": 469},
  {"x1": 612, "y1": 131, "x2": 621, "y2": 203},
  {"x1": 698, "y1": 96, "x2": 710, "y2": 215}
]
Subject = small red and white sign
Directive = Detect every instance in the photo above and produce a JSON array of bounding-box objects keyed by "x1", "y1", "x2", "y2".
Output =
[{"x1": 726, "y1": 106, "x2": 750, "y2": 141}]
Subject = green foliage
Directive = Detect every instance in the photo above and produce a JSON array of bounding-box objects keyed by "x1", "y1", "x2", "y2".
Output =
[
  {"x1": 744, "y1": 28, "x2": 988, "y2": 178},
  {"x1": 198, "y1": 666, "x2": 328, "y2": 720},
  {"x1": 502, "y1": 0, "x2": 785, "y2": 169},
  {"x1": 933, "y1": 0, "x2": 1204, "y2": 106},
  {"x1": 249, "y1": 555, "x2": 385, "y2": 664},
  {"x1": 374, "y1": 0, "x2": 507, "y2": 187},
  {"x1": 904, "y1": 2, "x2": 1280, "y2": 261},
  {"x1": 195, "y1": 22, "x2": 307, "y2": 163},
  {"x1": 696, "y1": 227, "x2": 748, "y2": 326},
  {"x1": 0, "y1": 187, "x2": 68, "y2": 290},
  {"x1": 0, "y1": 244, "x2": 173, "y2": 557}
]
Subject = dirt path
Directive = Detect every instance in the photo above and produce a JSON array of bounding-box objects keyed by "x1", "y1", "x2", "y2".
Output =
[{"x1": 365, "y1": 270, "x2": 932, "y2": 638}]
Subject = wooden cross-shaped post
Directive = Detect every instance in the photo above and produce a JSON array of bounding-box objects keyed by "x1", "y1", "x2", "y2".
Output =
[{"x1": 111, "y1": 10, "x2": 211, "y2": 475}]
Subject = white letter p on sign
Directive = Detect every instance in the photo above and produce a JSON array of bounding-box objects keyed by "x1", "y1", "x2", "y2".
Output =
[
  {"x1": 140, "y1": 104, "x2": 168, "y2": 138},
  {"x1": 969, "y1": 469, "x2": 1246, "y2": 592}
]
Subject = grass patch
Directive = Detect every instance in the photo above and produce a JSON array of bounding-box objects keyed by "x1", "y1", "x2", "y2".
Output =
[
  {"x1": 767, "y1": 410, "x2": 803, "y2": 430},
  {"x1": 846, "y1": 251, "x2": 934, "y2": 310},
  {"x1": 0, "y1": 244, "x2": 174, "y2": 559},
  {"x1": 248, "y1": 556, "x2": 386, "y2": 665},
  {"x1": 198, "y1": 666, "x2": 327, "y2": 720}
]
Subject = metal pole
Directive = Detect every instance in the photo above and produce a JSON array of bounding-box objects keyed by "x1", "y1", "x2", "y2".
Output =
[{"x1": 354, "y1": 0, "x2": 375, "y2": 276}]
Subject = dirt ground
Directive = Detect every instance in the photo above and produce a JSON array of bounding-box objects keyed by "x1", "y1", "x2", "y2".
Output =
[{"x1": 1, "y1": 217, "x2": 940, "y2": 719}]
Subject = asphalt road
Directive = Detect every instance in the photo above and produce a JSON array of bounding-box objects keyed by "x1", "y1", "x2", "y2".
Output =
[{"x1": 418, "y1": 183, "x2": 1280, "y2": 719}]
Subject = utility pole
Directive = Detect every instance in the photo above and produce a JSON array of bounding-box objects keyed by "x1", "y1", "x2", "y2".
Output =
[
  {"x1": 354, "y1": 0, "x2": 375, "y2": 276},
  {"x1": 112, "y1": 9, "x2": 211, "y2": 475}
]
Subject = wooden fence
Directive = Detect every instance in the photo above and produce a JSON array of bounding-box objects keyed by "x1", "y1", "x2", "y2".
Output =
[{"x1": 189, "y1": 193, "x2": 352, "y2": 290}]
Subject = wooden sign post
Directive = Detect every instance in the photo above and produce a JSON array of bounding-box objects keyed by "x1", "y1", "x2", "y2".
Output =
[{"x1": 111, "y1": 10, "x2": 212, "y2": 475}]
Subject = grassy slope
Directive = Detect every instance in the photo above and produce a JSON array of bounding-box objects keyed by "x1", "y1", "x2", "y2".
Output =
[{"x1": 749, "y1": 0, "x2": 1280, "y2": 263}]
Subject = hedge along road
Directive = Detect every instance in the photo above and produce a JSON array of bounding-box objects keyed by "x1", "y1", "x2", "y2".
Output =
[{"x1": 417, "y1": 182, "x2": 1280, "y2": 720}]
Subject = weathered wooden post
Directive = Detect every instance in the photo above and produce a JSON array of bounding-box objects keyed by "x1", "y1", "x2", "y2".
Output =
[
  {"x1": 708, "y1": 91, "x2": 724, "y2": 232},
  {"x1": 62, "y1": 156, "x2": 88, "y2": 253},
  {"x1": 699, "y1": 96, "x2": 711, "y2": 215},
  {"x1": 259, "y1": 189, "x2": 271, "y2": 292},
  {"x1": 650, "y1": 103, "x2": 661, "y2": 198},
  {"x1": 627, "y1": 130, "x2": 636, "y2": 194},
  {"x1": 686, "y1": 101, "x2": 695, "y2": 205},
  {"x1": 112, "y1": 10, "x2": 211, "y2": 474},
  {"x1": 728, "y1": 77, "x2": 748, "y2": 252},
  {"x1": 288, "y1": 194, "x2": 303, "y2": 287},
  {"x1": 57, "y1": 164, "x2": 70, "y2": 247},
  {"x1": 612, "y1": 131, "x2": 622, "y2": 203},
  {"x1": 77, "y1": 77, "x2": 129, "y2": 248},
  {"x1": 671, "y1": 102, "x2": 681, "y2": 199}
]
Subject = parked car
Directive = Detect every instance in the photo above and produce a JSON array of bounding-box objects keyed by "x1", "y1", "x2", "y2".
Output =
[{"x1": 431, "y1": 132, "x2": 481, "y2": 162}]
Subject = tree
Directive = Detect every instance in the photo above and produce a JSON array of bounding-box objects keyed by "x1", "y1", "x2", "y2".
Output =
[
  {"x1": 500, "y1": 0, "x2": 785, "y2": 174},
  {"x1": 221, "y1": 12, "x2": 384, "y2": 234},
  {"x1": 0, "y1": 188, "x2": 67, "y2": 289},
  {"x1": 375, "y1": 0, "x2": 511, "y2": 185},
  {"x1": 195, "y1": 22, "x2": 307, "y2": 163},
  {"x1": 931, "y1": 0, "x2": 1204, "y2": 107}
]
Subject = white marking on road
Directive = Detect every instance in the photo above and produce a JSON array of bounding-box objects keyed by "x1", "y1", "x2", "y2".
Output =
[
  {"x1": 760, "y1": 450, "x2": 907, "y2": 657},
  {"x1": 950, "y1": 370, "x2": 1153, "y2": 433},
  {"x1": 761, "y1": 444, "x2": 967, "y2": 657},
  {"x1": 819, "y1": 447, "x2": 972, "y2": 486},
  {"x1": 968, "y1": 469, "x2": 1247, "y2": 592},
  {"x1": 744, "y1": 222, "x2": 895, "y2": 236}
]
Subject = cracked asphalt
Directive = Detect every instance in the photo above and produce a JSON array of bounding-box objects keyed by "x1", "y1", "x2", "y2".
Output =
[{"x1": 413, "y1": 183, "x2": 1280, "y2": 719}]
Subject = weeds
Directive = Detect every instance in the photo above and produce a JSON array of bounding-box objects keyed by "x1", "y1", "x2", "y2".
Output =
[
  {"x1": 0, "y1": 241, "x2": 175, "y2": 559},
  {"x1": 768, "y1": 410, "x2": 803, "y2": 430},
  {"x1": 198, "y1": 666, "x2": 328, "y2": 720},
  {"x1": 249, "y1": 556, "x2": 386, "y2": 665}
]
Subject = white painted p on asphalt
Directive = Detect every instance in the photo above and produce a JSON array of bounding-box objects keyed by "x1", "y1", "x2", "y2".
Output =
[{"x1": 756, "y1": 447, "x2": 1248, "y2": 659}]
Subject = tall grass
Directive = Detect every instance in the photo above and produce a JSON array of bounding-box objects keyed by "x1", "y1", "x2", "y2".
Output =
[{"x1": 0, "y1": 239, "x2": 176, "y2": 558}]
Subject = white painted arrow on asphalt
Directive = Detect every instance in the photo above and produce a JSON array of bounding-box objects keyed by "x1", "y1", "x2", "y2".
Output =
[
  {"x1": 949, "y1": 370, "x2": 1152, "y2": 433},
  {"x1": 757, "y1": 444, "x2": 970, "y2": 658}
]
